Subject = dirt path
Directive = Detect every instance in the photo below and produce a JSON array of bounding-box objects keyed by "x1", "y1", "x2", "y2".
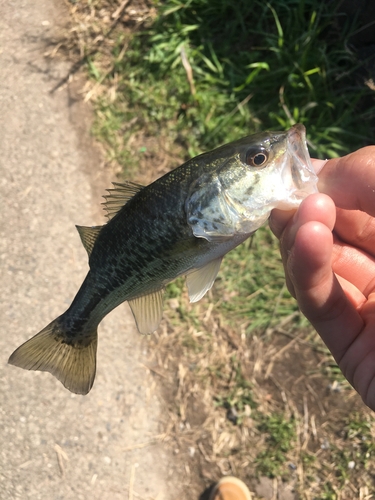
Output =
[{"x1": 0, "y1": 2, "x2": 183, "y2": 499}]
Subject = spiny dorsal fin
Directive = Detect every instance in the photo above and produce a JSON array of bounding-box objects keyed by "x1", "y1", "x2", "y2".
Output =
[
  {"x1": 76, "y1": 225, "x2": 102, "y2": 256},
  {"x1": 102, "y1": 181, "x2": 144, "y2": 220},
  {"x1": 128, "y1": 288, "x2": 165, "y2": 334},
  {"x1": 186, "y1": 257, "x2": 222, "y2": 303}
]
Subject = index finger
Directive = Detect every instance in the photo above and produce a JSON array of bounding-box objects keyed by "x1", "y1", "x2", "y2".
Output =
[{"x1": 318, "y1": 146, "x2": 375, "y2": 216}]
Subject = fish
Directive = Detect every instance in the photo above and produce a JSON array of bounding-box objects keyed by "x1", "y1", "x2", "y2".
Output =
[{"x1": 8, "y1": 123, "x2": 318, "y2": 395}]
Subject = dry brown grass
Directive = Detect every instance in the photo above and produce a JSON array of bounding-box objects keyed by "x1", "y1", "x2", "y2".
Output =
[{"x1": 140, "y1": 290, "x2": 372, "y2": 498}]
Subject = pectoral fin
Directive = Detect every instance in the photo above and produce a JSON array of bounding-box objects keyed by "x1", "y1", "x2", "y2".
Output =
[
  {"x1": 128, "y1": 289, "x2": 165, "y2": 334},
  {"x1": 186, "y1": 257, "x2": 222, "y2": 303}
]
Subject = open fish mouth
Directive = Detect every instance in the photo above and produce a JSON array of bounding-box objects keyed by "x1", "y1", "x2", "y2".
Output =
[{"x1": 280, "y1": 123, "x2": 318, "y2": 205}]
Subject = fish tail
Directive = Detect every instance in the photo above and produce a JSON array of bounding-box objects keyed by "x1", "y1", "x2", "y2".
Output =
[{"x1": 8, "y1": 317, "x2": 97, "y2": 395}]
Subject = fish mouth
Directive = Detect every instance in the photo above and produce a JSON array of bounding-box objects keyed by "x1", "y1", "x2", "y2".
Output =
[{"x1": 282, "y1": 124, "x2": 318, "y2": 204}]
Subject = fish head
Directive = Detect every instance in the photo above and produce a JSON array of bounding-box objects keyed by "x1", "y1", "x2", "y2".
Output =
[{"x1": 186, "y1": 123, "x2": 318, "y2": 241}]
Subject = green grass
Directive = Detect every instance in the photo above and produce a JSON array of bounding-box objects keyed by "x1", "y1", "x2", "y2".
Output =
[
  {"x1": 214, "y1": 226, "x2": 306, "y2": 333},
  {"x1": 214, "y1": 354, "x2": 257, "y2": 422},
  {"x1": 345, "y1": 412, "x2": 375, "y2": 470},
  {"x1": 255, "y1": 412, "x2": 297, "y2": 478},
  {"x1": 91, "y1": 0, "x2": 374, "y2": 165}
]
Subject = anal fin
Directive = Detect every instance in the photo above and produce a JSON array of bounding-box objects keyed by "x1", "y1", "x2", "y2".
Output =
[
  {"x1": 186, "y1": 257, "x2": 222, "y2": 303},
  {"x1": 128, "y1": 289, "x2": 165, "y2": 334}
]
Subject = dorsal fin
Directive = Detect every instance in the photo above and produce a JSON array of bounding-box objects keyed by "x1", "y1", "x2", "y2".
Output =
[
  {"x1": 102, "y1": 181, "x2": 144, "y2": 220},
  {"x1": 76, "y1": 225, "x2": 102, "y2": 256}
]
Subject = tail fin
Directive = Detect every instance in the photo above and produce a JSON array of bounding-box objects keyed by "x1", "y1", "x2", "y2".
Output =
[{"x1": 8, "y1": 318, "x2": 97, "y2": 395}]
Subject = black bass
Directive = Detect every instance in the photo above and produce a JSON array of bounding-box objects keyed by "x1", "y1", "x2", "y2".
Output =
[{"x1": 8, "y1": 124, "x2": 318, "y2": 394}]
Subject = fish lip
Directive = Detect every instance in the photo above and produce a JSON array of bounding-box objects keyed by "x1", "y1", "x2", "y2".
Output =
[
  {"x1": 284, "y1": 123, "x2": 318, "y2": 203},
  {"x1": 287, "y1": 124, "x2": 313, "y2": 171}
]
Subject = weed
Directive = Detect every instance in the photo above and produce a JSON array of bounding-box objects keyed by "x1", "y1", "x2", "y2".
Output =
[
  {"x1": 214, "y1": 354, "x2": 257, "y2": 424},
  {"x1": 345, "y1": 412, "x2": 375, "y2": 469},
  {"x1": 166, "y1": 276, "x2": 185, "y2": 299},
  {"x1": 320, "y1": 482, "x2": 337, "y2": 500},
  {"x1": 321, "y1": 359, "x2": 353, "y2": 391},
  {"x1": 255, "y1": 412, "x2": 296, "y2": 478},
  {"x1": 330, "y1": 447, "x2": 353, "y2": 486},
  {"x1": 214, "y1": 225, "x2": 302, "y2": 333}
]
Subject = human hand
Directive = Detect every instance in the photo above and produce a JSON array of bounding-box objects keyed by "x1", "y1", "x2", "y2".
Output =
[{"x1": 269, "y1": 146, "x2": 375, "y2": 410}]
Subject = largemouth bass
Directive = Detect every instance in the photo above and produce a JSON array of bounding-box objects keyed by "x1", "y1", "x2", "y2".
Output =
[{"x1": 8, "y1": 124, "x2": 318, "y2": 395}]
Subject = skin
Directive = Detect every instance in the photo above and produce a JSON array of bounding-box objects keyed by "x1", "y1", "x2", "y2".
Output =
[{"x1": 269, "y1": 146, "x2": 375, "y2": 411}]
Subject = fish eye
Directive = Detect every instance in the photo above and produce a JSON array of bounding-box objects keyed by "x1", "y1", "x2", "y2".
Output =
[{"x1": 245, "y1": 147, "x2": 269, "y2": 168}]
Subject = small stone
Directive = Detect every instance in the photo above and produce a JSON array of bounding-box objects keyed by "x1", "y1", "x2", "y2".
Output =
[
  {"x1": 244, "y1": 405, "x2": 251, "y2": 417},
  {"x1": 169, "y1": 298, "x2": 179, "y2": 310},
  {"x1": 321, "y1": 438, "x2": 330, "y2": 450}
]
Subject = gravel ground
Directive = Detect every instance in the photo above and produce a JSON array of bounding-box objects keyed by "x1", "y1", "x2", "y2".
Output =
[{"x1": 0, "y1": 1, "x2": 182, "y2": 499}]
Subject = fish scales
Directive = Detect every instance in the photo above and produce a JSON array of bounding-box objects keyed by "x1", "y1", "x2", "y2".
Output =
[
  {"x1": 8, "y1": 124, "x2": 318, "y2": 394},
  {"x1": 88, "y1": 159, "x2": 229, "y2": 298}
]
